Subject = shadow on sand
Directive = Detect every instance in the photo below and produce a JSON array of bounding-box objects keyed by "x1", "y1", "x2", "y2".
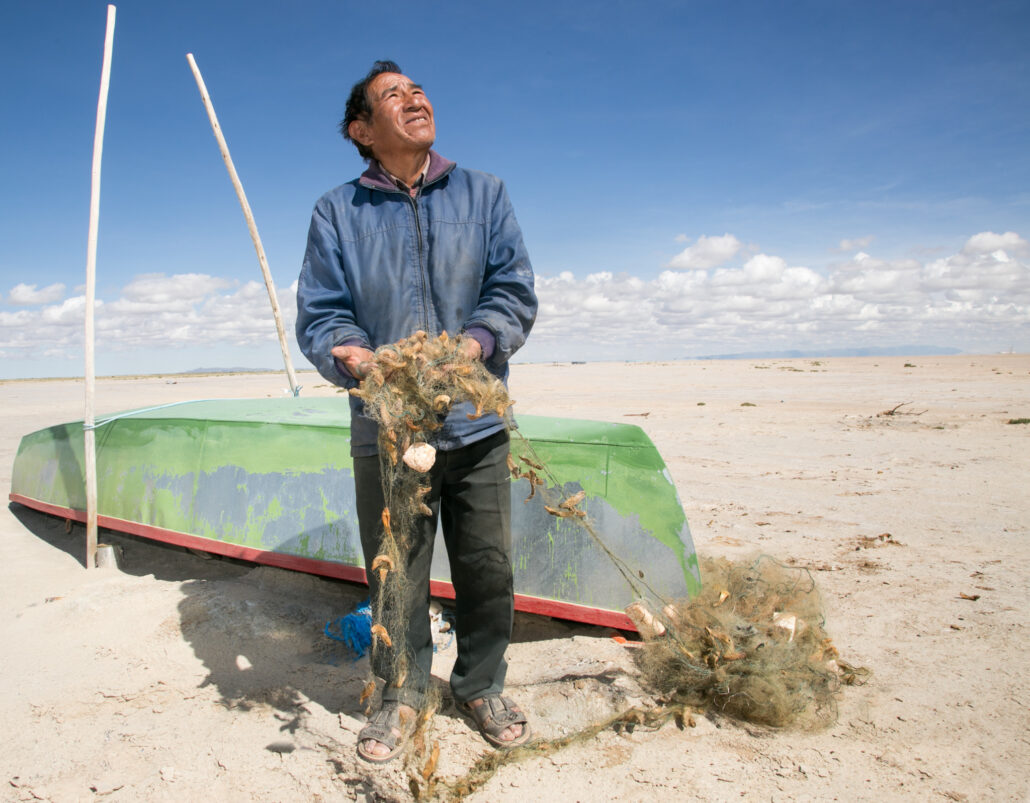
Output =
[{"x1": 10, "y1": 502, "x2": 606, "y2": 734}]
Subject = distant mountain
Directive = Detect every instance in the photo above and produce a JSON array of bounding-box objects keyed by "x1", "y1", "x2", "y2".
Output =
[
  {"x1": 694, "y1": 345, "x2": 962, "y2": 360},
  {"x1": 182, "y1": 367, "x2": 279, "y2": 374}
]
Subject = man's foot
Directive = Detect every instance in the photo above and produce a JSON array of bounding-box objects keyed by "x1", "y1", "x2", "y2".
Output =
[
  {"x1": 460, "y1": 695, "x2": 531, "y2": 748},
  {"x1": 356, "y1": 702, "x2": 417, "y2": 763}
]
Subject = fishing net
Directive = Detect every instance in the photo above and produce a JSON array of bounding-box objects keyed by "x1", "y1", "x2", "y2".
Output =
[
  {"x1": 348, "y1": 330, "x2": 516, "y2": 774},
  {"x1": 633, "y1": 554, "x2": 868, "y2": 730},
  {"x1": 345, "y1": 332, "x2": 866, "y2": 796}
]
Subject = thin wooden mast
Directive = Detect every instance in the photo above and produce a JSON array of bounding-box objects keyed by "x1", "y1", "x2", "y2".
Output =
[
  {"x1": 186, "y1": 53, "x2": 300, "y2": 396},
  {"x1": 84, "y1": 4, "x2": 117, "y2": 568}
]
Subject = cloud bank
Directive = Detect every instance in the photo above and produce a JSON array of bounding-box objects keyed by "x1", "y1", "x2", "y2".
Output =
[
  {"x1": 0, "y1": 274, "x2": 299, "y2": 371},
  {"x1": 1, "y1": 231, "x2": 1027, "y2": 374},
  {"x1": 528, "y1": 230, "x2": 1029, "y2": 359},
  {"x1": 8, "y1": 283, "x2": 67, "y2": 305}
]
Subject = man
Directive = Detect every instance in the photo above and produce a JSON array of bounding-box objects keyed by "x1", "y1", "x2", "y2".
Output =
[{"x1": 295, "y1": 60, "x2": 537, "y2": 763}]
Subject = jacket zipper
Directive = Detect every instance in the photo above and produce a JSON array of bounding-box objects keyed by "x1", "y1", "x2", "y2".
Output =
[
  {"x1": 361, "y1": 166, "x2": 453, "y2": 333},
  {"x1": 406, "y1": 191, "x2": 431, "y2": 332}
]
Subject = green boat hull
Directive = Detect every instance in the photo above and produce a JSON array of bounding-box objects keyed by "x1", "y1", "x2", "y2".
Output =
[{"x1": 9, "y1": 399, "x2": 699, "y2": 628}]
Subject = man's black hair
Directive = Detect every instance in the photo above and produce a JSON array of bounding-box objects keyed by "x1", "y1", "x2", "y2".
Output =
[{"x1": 340, "y1": 60, "x2": 402, "y2": 161}]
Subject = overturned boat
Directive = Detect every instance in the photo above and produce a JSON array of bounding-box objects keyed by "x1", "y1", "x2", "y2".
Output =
[{"x1": 9, "y1": 398, "x2": 699, "y2": 629}]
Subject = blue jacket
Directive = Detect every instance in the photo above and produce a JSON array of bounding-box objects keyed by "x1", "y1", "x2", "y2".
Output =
[{"x1": 296, "y1": 151, "x2": 537, "y2": 456}]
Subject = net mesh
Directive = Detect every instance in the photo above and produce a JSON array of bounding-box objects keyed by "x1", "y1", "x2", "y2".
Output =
[
  {"x1": 634, "y1": 554, "x2": 867, "y2": 730},
  {"x1": 345, "y1": 332, "x2": 867, "y2": 795},
  {"x1": 348, "y1": 331, "x2": 514, "y2": 772}
]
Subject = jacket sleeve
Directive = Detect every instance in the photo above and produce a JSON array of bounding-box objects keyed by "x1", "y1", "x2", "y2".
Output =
[
  {"x1": 462, "y1": 180, "x2": 538, "y2": 369},
  {"x1": 295, "y1": 198, "x2": 371, "y2": 389}
]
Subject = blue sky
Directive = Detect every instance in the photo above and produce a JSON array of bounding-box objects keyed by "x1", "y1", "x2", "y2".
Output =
[{"x1": 1, "y1": 0, "x2": 1028, "y2": 378}]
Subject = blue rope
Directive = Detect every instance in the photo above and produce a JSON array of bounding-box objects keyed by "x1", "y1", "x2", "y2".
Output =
[
  {"x1": 83, "y1": 390, "x2": 305, "y2": 429},
  {"x1": 83, "y1": 399, "x2": 222, "y2": 430},
  {"x1": 324, "y1": 600, "x2": 455, "y2": 657},
  {"x1": 324, "y1": 599, "x2": 372, "y2": 658}
]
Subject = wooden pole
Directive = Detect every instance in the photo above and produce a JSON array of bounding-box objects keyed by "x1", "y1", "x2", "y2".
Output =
[
  {"x1": 185, "y1": 53, "x2": 300, "y2": 397},
  {"x1": 84, "y1": 4, "x2": 117, "y2": 569}
]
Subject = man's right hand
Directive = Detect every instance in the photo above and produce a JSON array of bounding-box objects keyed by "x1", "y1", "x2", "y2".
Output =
[{"x1": 331, "y1": 344, "x2": 376, "y2": 380}]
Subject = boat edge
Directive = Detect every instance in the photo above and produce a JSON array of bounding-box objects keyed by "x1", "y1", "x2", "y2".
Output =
[{"x1": 9, "y1": 492, "x2": 637, "y2": 631}]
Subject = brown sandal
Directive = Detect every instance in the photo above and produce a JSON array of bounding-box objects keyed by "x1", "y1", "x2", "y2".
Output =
[
  {"x1": 356, "y1": 702, "x2": 415, "y2": 764},
  {"x1": 460, "y1": 695, "x2": 532, "y2": 749}
]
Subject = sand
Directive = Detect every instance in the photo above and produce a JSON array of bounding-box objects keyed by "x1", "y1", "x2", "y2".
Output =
[{"x1": 1, "y1": 355, "x2": 1027, "y2": 801}]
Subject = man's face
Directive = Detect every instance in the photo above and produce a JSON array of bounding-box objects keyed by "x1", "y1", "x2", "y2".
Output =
[{"x1": 350, "y1": 72, "x2": 435, "y2": 162}]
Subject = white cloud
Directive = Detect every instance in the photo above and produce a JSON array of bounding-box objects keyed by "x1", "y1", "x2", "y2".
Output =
[
  {"x1": 0, "y1": 273, "x2": 296, "y2": 364},
  {"x1": 121, "y1": 273, "x2": 233, "y2": 305},
  {"x1": 0, "y1": 309, "x2": 34, "y2": 327},
  {"x1": 41, "y1": 296, "x2": 88, "y2": 324},
  {"x1": 961, "y1": 231, "x2": 1029, "y2": 257},
  {"x1": 667, "y1": 234, "x2": 743, "y2": 270},
  {"x1": 922, "y1": 234, "x2": 1029, "y2": 293},
  {"x1": 8, "y1": 282, "x2": 66, "y2": 305},
  {"x1": 837, "y1": 236, "x2": 874, "y2": 252},
  {"x1": 521, "y1": 230, "x2": 1030, "y2": 360}
]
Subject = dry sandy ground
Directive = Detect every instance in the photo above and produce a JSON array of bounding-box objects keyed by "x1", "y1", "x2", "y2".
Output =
[{"x1": 1, "y1": 355, "x2": 1028, "y2": 802}]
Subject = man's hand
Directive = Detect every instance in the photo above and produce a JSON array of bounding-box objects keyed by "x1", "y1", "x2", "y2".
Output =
[
  {"x1": 331, "y1": 344, "x2": 376, "y2": 380},
  {"x1": 457, "y1": 335, "x2": 482, "y2": 362}
]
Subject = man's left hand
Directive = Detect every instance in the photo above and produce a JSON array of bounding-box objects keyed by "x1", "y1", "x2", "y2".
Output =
[{"x1": 457, "y1": 336, "x2": 482, "y2": 362}]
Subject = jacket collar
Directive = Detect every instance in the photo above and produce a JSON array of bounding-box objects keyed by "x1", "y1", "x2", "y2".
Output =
[{"x1": 359, "y1": 150, "x2": 456, "y2": 193}]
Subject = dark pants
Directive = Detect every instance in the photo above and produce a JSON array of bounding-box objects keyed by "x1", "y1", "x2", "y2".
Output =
[{"x1": 354, "y1": 429, "x2": 513, "y2": 709}]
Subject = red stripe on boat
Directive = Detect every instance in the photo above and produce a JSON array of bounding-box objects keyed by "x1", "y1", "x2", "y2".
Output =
[{"x1": 9, "y1": 492, "x2": 636, "y2": 631}]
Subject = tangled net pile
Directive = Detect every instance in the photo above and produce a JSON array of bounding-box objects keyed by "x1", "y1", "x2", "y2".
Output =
[
  {"x1": 435, "y1": 556, "x2": 867, "y2": 801},
  {"x1": 636, "y1": 554, "x2": 867, "y2": 730},
  {"x1": 346, "y1": 332, "x2": 866, "y2": 798}
]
